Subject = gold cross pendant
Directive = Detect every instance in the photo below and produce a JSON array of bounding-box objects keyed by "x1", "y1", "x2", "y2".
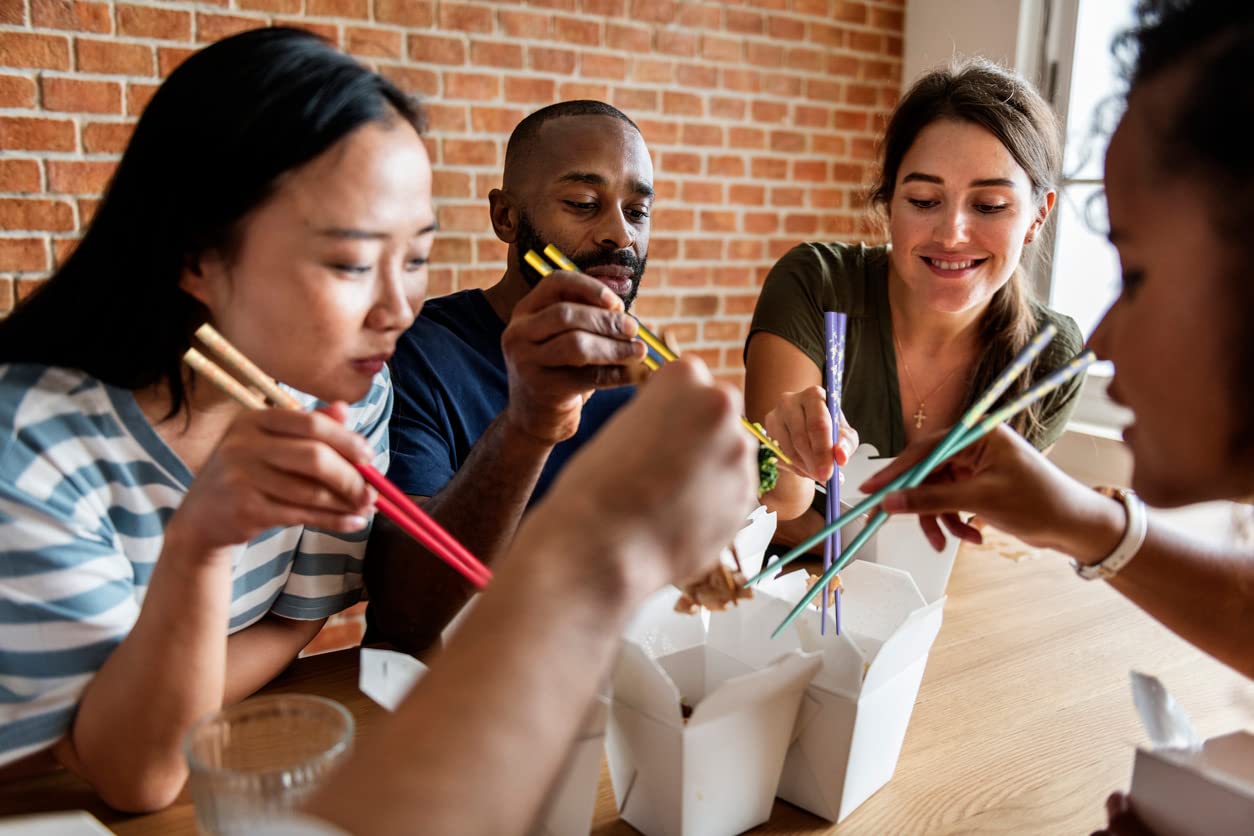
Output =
[{"x1": 913, "y1": 405, "x2": 926, "y2": 429}]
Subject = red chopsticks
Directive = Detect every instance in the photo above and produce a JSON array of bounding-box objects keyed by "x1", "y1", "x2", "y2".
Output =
[{"x1": 184, "y1": 323, "x2": 492, "y2": 589}]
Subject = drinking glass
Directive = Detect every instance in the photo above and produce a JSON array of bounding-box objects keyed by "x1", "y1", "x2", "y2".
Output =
[{"x1": 184, "y1": 694, "x2": 353, "y2": 835}]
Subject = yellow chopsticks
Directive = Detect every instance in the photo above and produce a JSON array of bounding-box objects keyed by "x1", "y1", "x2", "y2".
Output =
[{"x1": 525, "y1": 246, "x2": 792, "y2": 466}]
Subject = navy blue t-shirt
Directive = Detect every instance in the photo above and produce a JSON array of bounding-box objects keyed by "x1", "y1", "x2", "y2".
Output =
[{"x1": 387, "y1": 289, "x2": 637, "y2": 503}]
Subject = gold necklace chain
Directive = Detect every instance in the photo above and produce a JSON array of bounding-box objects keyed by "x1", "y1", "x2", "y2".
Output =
[{"x1": 893, "y1": 330, "x2": 963, "y2": 429}]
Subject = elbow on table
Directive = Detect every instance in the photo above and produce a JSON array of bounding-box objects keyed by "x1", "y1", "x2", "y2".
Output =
[
  {"x1": 95, "y1": 768, "x2": 188, "y2": 814},
  {"x1": 62, "y1": 739, "x2": 190, "y2": 814}
]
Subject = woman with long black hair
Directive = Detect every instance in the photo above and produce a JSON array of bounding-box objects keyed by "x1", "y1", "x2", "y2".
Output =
[{"x1": 0, "y1": 28, "x2": 756, "y2": 823}]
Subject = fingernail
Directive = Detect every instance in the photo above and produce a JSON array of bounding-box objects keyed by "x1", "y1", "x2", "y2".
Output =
[
  {"x1": 346, "y1": 515, "x2": 368, "y2": 530},
  {"x1": 620, "y1": 315, "x2": 637, "y2": 337}
]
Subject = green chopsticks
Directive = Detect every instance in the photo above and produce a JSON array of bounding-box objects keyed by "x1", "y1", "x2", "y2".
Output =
[{"x1": 757, "y1": 327, "x2": 1096, "y2": 637}]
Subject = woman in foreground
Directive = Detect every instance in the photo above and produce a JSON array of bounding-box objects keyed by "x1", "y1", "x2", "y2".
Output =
[{"x1": 861, "y1": 2, "x2": 1254, "y2": 832}]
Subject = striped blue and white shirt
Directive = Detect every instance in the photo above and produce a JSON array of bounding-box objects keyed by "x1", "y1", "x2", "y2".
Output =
[{"x1": 0, "y1": 363, "x2": 391, "y2": 766}]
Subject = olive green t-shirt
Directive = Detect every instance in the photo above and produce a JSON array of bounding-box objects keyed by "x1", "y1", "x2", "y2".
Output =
[{"x1": 747, "y1": 242, "x2": 1086, "y2": 456}]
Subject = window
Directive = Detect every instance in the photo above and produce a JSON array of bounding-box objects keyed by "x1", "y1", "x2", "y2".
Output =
[
  {"x1": 1033, "y1": 0, "x2": 1138, "y2": 432},
  {"x1": 1045, "y1": 0, "x2": 1138, "y2": 339}
]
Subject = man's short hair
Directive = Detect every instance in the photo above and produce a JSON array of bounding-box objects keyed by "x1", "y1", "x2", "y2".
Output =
[{"x1": 504, "y1": 100, "x2": 641, "y2": 176}]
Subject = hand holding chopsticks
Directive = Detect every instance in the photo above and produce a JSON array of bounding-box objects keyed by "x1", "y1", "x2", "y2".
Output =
[
  {"x1": 524, "y1": 246, "x2": 793, "y2": 467},
  {"x1": 752, "y1": 322, "x2": 1096, "y2": 636},
  {"x1": 184, "y1": 324, "x2": 492, "y2": 589}
]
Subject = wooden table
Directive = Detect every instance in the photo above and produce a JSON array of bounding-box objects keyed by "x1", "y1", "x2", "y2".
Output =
[{"x1": 3, "y1": 542, "x2": 1252, "y2": 834}]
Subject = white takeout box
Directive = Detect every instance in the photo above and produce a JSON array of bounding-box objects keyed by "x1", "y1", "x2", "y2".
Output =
[
  {"x1": 755, "y1": 561, "x2": 945, "y2": 822},
  {"x1": 717, "y1": 504, "x2": 776, "y2": 582},
  {"x1": 839, "y1": 444, "x2": 961, "y2": 603},
  {"x1": 606, "y1": 587, "x2": 822, "y2": 836},
  {"x1": 359, "y1": 648, "x2": 607, "y2": 836},
  {"x1": 1127, "y1": 673, "x2": 1254, "y2": 836},
  {"x1": 1131, "y1": 733, "x2": 1254, "y2": 836}
]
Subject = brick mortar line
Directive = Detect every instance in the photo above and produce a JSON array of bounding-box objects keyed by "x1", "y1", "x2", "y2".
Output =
[
  {"x1": 2, "y1": 21, "x2": 904, "y2": 54},
  {"x1": 3, "y1": 0, "x2": 906, "y2": 21},
  {"x1": 0, "y1": 39, "x2": 900, "y2": 85}
]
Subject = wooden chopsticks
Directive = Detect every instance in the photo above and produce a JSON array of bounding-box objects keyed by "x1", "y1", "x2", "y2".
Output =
[{"x1": 184, "y1": 324, "x2": 492, "y2": 590}]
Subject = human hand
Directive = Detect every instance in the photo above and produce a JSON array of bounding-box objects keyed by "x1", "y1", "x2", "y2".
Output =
[
  {"x1": 1091, "y1": 792, "x2": 1154, "y2": 836},
  {"x1": 501, "y1": 271, "x2": 646, "y2": 444},
  {"x1": 862, "y1": 424, "x2": 1118, "y2": 558},
  {"x1": 526, "y1": 357, "x2": 757, "y2": 601},
  {"x1": 762, "y1": 385, "x2": 859, "y2": 483},
  {"x1": 168, "y1": 403, "x2": 376, "y2": 559}
]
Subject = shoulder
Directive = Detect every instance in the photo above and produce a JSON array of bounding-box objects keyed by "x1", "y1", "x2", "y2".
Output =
[
  {"x1": 393, "y1": 290, "x2": 495, "y2": 370},
  {"x1": 771, "y1": 241, "x2": 881, "y2": 276},
  {"x1": 772, "y1": 241, "x2": 887, "y2": 290},
  {"x1": 1032, "y1": 302, "x2": 1085, "y2": 368},
  {"x1": 405, "y1": 290, "x2": 488, "y2": 339},
  {"x1": 0, "y1": 364, "x2": 107, "y2": 468}
]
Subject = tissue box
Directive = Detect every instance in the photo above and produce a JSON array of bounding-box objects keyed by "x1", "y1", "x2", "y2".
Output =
[
  {"x1": 607, "y1": 588, "x2": 821, "y2": 836},
  {"x1": 754, "y1": 561, "x2": 945, "y2": 822},
  {"x1": 1130, "y1": 731, "x2": 1254, "y2": 836},
  {"x1": 359, "y1": 648, "x2": 607, "y2": 836},
  {"x1": 840, "y1": 445, "x2": 960, "y2": 603}
]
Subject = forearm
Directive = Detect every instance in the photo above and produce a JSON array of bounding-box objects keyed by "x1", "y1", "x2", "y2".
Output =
[
  {"x1": 309, "y1": 530, "x2": 646, "y2": 836},
  {"x1": 1105, "y1": 524, "x2": 1254, "y2": 678},
  {"x1": 365, "y1": 414, "x2": 554, "y2": 652},
  {"x1": 223, "y1": 614, "x2": 328, "y2": 704},
  {"x1": 66, "y1": 539, "x2": 233, "y2": 811},
  {"x1": 1040, "y1": 488, "x2": 1254, "y2": 678},
  {"x1": 763, "y1": 468, "x2": 817, "y2": 521}
]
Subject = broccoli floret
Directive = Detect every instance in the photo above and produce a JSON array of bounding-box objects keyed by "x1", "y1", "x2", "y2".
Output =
[{"x1": 758, "y1": 444, "x2": 779, "y2": 497}]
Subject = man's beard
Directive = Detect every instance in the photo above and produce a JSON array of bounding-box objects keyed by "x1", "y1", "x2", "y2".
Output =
[{"x1": 514, "y1": 211, "x2": 646, "y2": 310}]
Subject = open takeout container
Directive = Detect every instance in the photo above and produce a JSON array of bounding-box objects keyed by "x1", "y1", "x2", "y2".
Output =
[
  {"x1": 606, "y1": 587, "x2": 822, "y2": 836},
  {"x1": 838, "y1": 444, "x2": 961, "y2": 604},
  {"x1": 359, "y1": 646, "x2": 607, "y2": 836},
  {"x1": 1127, "y1": 672, "x2": 1254, "y2": 835},
  {"x1": 755, "y1": 560, "x2": 945, "y2": 822}
]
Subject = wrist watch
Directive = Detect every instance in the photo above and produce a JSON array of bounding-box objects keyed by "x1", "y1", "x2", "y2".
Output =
[{"x1": 1072, "y1": 486, "x2": 1148, "y2": 581}]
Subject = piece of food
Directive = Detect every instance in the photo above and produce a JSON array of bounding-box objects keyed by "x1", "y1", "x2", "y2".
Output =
[
  {"x1": 803, "y1": 572, "x2": 841, "y2": 610},
  {"x1": 675, "y1": 545, "x2": 754, "y2": 615}
]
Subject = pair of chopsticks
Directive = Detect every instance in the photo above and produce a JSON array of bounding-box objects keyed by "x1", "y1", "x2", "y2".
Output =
[
  {"x1": 821, "y1": 311, "x2": 847, "y2": 636},
  {"x1": 523, "y1": 244, "x2": 793, "y2": 467},
  {"x1": 183, "y1": 324, "x2": 492, "y2": 590},
  {"x1": 752, "y1": 323, "x2": 1097, "y2": 636}
]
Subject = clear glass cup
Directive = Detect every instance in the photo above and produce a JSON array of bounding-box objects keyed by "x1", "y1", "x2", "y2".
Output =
[{"x1": 184, "y1": 694, "x2": 353, "y2": 835}]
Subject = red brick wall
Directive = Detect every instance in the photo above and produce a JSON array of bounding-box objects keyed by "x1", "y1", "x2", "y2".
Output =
[{"x1": 1, "y1": 0, "x2": 904, "y2": 654}]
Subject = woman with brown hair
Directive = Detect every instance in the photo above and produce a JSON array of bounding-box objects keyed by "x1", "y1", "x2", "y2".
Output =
[{"x1": 746, "y1": 60, "x2": 1085, "y2": 543}]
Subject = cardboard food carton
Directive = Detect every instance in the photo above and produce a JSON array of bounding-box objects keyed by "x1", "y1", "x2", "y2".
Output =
[
  {"x1": 756, "y1": 561, "x2": 945, "y2": 822},
  {"x1": 606, "y1": 588, "x2": 822, "y2": 836},
  {"x1": 1128, "y1": 671, "x2": 1254, "y2": 836},
  {"x1": 838, "y1": 445, "x2": 961, "y2": 604},
  {"x1": 359, "y1": 648, "x2": 607, "y2": 836},
  {"x1": 727, "y1": 505, "x2": 776, "y2": 583}
]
